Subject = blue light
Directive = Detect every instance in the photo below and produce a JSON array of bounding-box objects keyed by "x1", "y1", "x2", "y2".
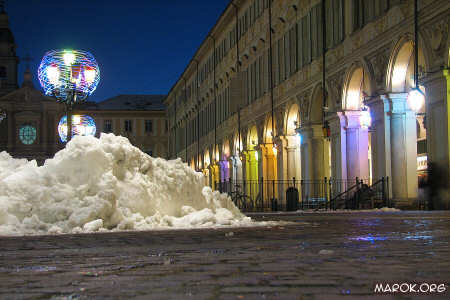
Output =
[
  {"x1": 38, "y1": 50, "x2": 100, "y2": 102},
  {"x1": 58, "y1": 115, "x2": 96, "y2": 142},
  {"x1": 297, "y1": 133, "x2": 302, "y2": 145}
]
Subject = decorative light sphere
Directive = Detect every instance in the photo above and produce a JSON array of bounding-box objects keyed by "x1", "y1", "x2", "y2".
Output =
[
  {"x1": 359, "y1": 109, "x2": 372, "y2": 129},
  {"x1": 407, "y1": 88, "x2": 425, "y2": 112},
  {"x1": 38, "y1": 49, "x2": 100, "y2": 102},
  {"x1": 58, "y1": 115, "x2": 96, "y2": 142}
]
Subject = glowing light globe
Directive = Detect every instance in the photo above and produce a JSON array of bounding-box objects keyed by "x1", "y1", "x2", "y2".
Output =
[
  {"x1": 407, "y1": 88, "x2": 425, "y2": 112},
  {"x1": 58, "y1": 115, "x2": 96, "y2": 142},
  {"x1": 38, "y1": 50, "x2": 100, "y2": 102}
]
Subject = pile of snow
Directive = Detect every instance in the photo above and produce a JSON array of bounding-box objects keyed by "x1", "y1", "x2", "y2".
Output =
[{"x1": 0, "y1": 134, "x2": 254, "y2": 236}]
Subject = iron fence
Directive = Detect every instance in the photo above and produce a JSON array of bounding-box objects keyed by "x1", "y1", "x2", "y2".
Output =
[{"x1": 215, "y1": 177, "x2": 390, "y2": 212}]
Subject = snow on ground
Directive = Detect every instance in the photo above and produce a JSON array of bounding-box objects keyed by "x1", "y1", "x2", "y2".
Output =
[
  {"x1": 0, "y1": 134, "x2": 258, "y2": 236},
  {"x1": 246, "y1": 207, "x2": 401, "y2": 216}
]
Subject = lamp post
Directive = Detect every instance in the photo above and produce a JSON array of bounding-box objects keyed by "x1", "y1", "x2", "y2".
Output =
[
  {"x1": 38, "y1": 49, "x2": 100, "y2": 143},
  {"x1": 407, "y1": 0, "x2": 425, "y2": 112}
]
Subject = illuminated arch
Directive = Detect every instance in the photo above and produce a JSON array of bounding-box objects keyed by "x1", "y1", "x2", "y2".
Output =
[
  {"x1": 233, "y1": 132, "x2": 243, "y2": 155},
  {"x1": 285, "y1": 103, "x2": 300, "y2": 135},
  {"x1": 342, "y1": 65, "x2": 372, "y2": 110},
  {"x1": 247, "y1": 125, "x2": 258, "y2": 150},
  {"x1": 222, "y1": 139, "x2": 230, "y2": 160},
  {"x1": 387, "y1": 38, "x2": 426, "y2": 93},
  {"x1": 203, "y1": 149, "x2": 211, "y2": 168},
  {"x1": 263, "y1": 115, "x2": 277, "y2": 144}
]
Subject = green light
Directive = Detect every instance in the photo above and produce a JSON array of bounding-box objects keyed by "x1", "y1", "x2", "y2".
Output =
[{"x1": 63, "y1": 50, "x2": 75, "y2": 66}]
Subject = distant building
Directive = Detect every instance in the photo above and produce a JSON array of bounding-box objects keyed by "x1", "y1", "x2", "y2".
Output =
[
  {"x1": 0, "y1": 7, "x2": 168, "y2": 163},
  {"x1": 79, "y1": 95, "x2": 168, "y2": 158}
]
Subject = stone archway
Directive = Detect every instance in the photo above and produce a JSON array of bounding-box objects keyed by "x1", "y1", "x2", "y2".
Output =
[
  {"x1": 382, "y1": 38, "x2": 427, "y2": 204},
  {"x1": 328, "y1": 65, "x2": 373, "y2": 185},
  {"x1": 262, "y1": 115, "x2": 278, "y2": 180},
  {"x1": 298, "y1": 86, "x2": 331, "y2": 183}
]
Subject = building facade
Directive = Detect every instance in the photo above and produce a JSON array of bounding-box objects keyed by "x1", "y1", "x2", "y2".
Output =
[
  {"x1": 165, "y1": 0, "x2": 450, "y2": 208},
  {"x1": 0, "y1": 77, "x2": 168, "y2": 163},
  {"x1": 78, "y1": 95, "x2": 168, "y2": 158}
]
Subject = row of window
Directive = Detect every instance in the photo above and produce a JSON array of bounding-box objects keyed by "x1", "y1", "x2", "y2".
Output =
[
  {"x1": 173, "y1": 85, "x2": 232, "y2": 152},
  {"x1": 170, "y1": 0, "x2": 401, "y2": 156},
  {"x1": 174, "y1": 0, "x2": 272, "y2": 109},
  {"x1": 103, "y1": 119, "x2": 167, "y2": 134},
  {"x1": 353, "y1": 0, "x2": 400, "y2": 30}
]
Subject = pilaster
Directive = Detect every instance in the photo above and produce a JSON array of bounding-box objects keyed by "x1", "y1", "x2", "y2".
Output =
[
  {"x1": 389, "y1": 93, "x2": 418, "y2": 206},
  {"x1": 365, "y1": 95, "x2": 392, "y2": 195},
  {"x1": 328, "y1": 113, "x2": 347, "y2": 181},
  {"x1": 345, "y1": 111, "x2": 369, "y2": 180},
  {"x1": 298, "y1": 123, "x2": 326, "y2": 180}
]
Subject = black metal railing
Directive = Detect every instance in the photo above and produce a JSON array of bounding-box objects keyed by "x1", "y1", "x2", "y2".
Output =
[
  {"x1": 330, "y1": 177, "x2": 390, "y2": 210},
  {"x1": 215, "y1": 177, "x2": 390, "y2": 212}
]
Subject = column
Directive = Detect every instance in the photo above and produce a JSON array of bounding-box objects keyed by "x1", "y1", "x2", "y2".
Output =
[
  {"x1": 299, "y1": 123, "x2": 327, "y2": 180},
  {"x1": 328, "y1": 113, "x2": 347, "y2": 181},
  {"x1": 444, "y1": 70, "x2": 450, "y2": 179},
  {"x1": 366, "y1": 95, "x2": 392, "y2": 194},
  {"x1": 257, "y1": 145, "x2": 266, "y2": 206},
  {"x1": 230, "y1": 156, "x2": 237, "y2": 186},
  {"x1": 275, "y1": 136, "x2": 288, "y2": 181},
  {"x1": 424, "y1": 72, "x2": 450, "y2": 184},
  {"x1": 389, "y1": 93, "x2": 418, "y2": 206},
  {"x1": 274, "y1": 136, "x2": 287, "y2": 207},
  {"x1": 286, "y1": 146, "x2": 297, "y2": 180},
  {"x1": 345, "y1": 111, "x2": 369, "y2": 180}
]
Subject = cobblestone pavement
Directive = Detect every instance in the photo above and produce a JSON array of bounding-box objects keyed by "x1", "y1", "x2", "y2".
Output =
[{"x1": 0, "y1": 211, "x2": 449, "y2": 300}]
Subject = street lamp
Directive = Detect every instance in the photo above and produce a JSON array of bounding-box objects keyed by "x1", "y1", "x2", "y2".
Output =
[
  {"x1": 407, "y1": 0, "x2": 425, "y2": 113},
  {"x1": 38, "y1": 49, "x2": 100, "y2": 142},
  {"x1": 58, "y1": 114, "x2": 96, "y2": 143}
]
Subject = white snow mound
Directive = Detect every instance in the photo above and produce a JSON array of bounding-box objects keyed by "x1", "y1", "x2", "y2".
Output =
[{"x1": 0, "y1": 133, "x2": 253, "y2": 236}]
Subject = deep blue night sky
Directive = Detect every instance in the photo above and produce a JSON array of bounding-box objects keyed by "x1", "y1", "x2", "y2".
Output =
[{"x1": 8, "y1": 0, "x2": 229, "y2": 101}]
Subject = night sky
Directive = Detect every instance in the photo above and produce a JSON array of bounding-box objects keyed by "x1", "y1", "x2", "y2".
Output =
[{"x1": 8, "y1": 0, "x2": 229, "y2": 102}]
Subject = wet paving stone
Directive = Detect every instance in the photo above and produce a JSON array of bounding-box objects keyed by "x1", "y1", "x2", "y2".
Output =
[{"x1": 0, "y1": 211, "x2": 449, "y2": 299}]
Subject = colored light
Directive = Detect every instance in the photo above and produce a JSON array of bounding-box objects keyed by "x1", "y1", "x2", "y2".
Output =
[
  {"x1": 63, "y1": 51, "x2": 76, "y2": 66},
  {"x1": 70, "y1": 65, "x2": 81, "y2": 84},
  {"x1": 360, "y1": 109, "x2": 372, "y2": 129},
  {"x1": 46, "y1": 65, "x2": 59, "y2": 85},
  {"x1": 84, "y1": 66, "x2": 96, "y2": 84},
  {"x1": 38, "y1": 50, "x2": 100, "y2": 102},
  {"x1": 58, "y1": 115, "x2": 96, "y2": 143},
  {"x1": 272, "y1": 145, "x2": 277, "y2": 156},
  {"x1": 407, "y1": 88, "x2": 425, "y2": 112}
]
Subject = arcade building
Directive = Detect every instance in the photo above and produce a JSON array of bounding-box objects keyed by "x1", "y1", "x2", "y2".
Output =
[{"x1": 165, "y1": 0, "x2": 450, "y2": 208}]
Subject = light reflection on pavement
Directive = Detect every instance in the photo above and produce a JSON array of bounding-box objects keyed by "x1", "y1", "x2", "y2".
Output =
[{"x1": 0, "y1": 211, "x2": 449, "y2": 299}]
